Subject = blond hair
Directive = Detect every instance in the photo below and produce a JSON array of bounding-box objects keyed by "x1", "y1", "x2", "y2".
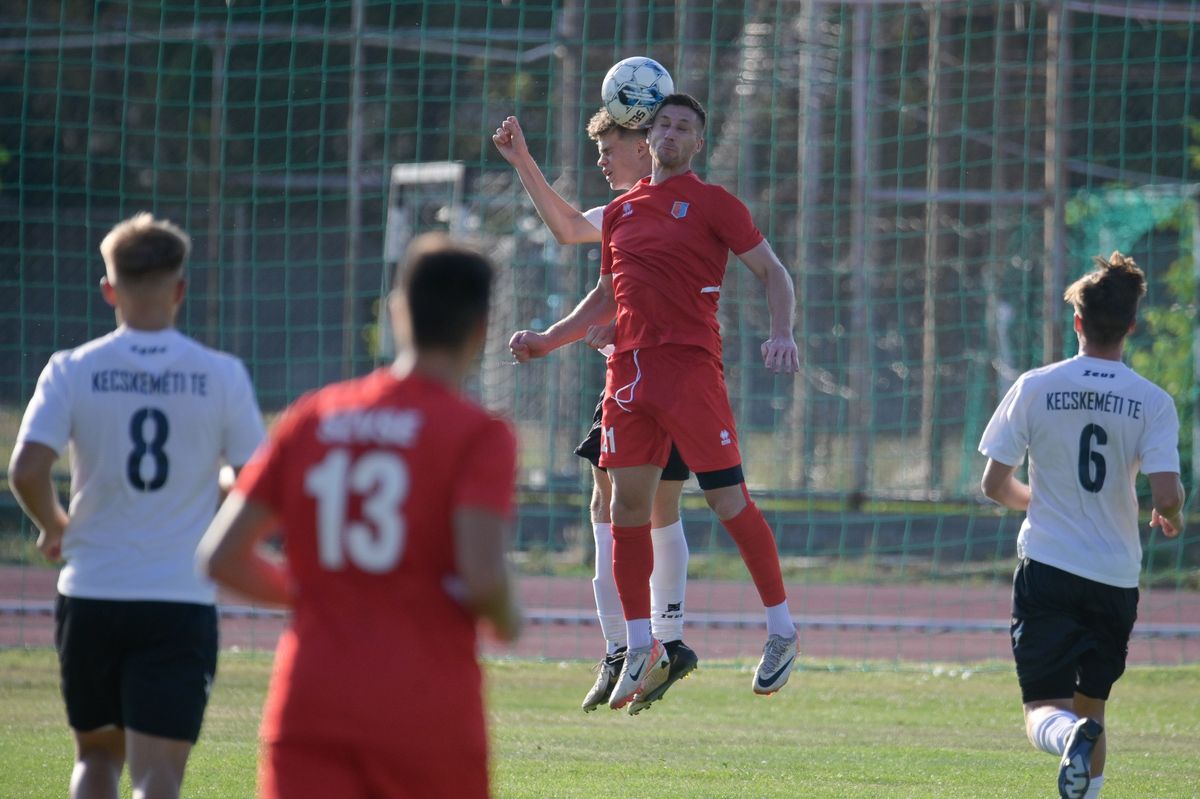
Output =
[
  {"x1": 585, "y1": 107, "x2": 646, "y2": 142},
  {"x1": 1063, "y1": 250, "x2": 1147, "y2": 347},
  {"x1": 100, "y1": 213, "x2": 191, "y2": 283}
]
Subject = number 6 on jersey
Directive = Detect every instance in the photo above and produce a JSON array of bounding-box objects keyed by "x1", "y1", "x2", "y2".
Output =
[{"x1": 305, "y1": 449, "x2": 409, "y2": 572}]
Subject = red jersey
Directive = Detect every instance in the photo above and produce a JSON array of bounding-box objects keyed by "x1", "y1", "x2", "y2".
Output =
[
  {"x1": 601, "y1": 171, "x2": 763, "y2": 357},
  {"x1": 234, "y1": 368, "x2": 517, "y2": 750}
]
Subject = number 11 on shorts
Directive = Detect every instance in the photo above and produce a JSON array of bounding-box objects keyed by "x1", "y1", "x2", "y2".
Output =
[{"x1": 601, "y1": 426, "x2": 616, "y2": 455}]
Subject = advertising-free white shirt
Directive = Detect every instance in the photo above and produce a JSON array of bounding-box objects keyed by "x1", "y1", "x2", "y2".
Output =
[
  {"x1": 17, "y1": 326, "x2": 266, "y2": 603},
  {"x1": 978, "y1": 355, "x2": 1179, "y2": 588}
]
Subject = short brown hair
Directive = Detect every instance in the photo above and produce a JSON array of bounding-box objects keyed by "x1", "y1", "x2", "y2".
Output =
[
  {"x1": 100, "y1": 213, "x2": 191, "y2": 283},
  {"x1": 655, "y1": 93, "x2": 707, "y2": 130},
  {"x1": 586, "y1": 107, "x2": 646, "y2": 142},
  {"x1": 1063, "y1": 250, "x2": 1147, "y2": 347},
  {"x1": 395, "y1": 234, "x2": 494, "y2": 350}
]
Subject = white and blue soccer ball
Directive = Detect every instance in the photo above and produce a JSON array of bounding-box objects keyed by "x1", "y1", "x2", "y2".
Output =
[{"x1": 601, "y1": 56, "x2": 674, "y2": 129}]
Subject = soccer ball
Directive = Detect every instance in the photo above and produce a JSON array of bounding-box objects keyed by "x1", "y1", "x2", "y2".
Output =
[{"x1": 601, "y1": 56, "x2": 674, "y2": 129}]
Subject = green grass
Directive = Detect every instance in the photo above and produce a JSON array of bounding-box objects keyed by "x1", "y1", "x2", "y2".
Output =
[{"x1": 2, "y1": 650, "x2": 1198, "y2": 798}]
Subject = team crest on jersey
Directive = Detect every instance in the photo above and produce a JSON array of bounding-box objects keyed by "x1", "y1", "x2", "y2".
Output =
[
  {"x1": 671, "y1": 201, "x2": 689, "y2": 219},
  {"x1": 719, "y1": 429, "x2": 732, "y2": 446},
  {"x1": 622, "y1": 202, "x2": 633, "y2": 217}
]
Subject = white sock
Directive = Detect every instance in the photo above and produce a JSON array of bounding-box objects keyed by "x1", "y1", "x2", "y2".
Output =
[
  {"x1": 1030, "y1": 709, "x2": 1079, "y2": 756},
  {"x1": 591, "y1": 523, "x2": 627, "y2": 651},
  {"x1": 1084, "y1": 775, "x2": 1104, "y2": 798},
  {"x1": 626, "y1": 618, "x2": 652, "y2": 651},
  {"x1": 765, "y1": 600, "x2": 796, "y2": 638},
  {"x1": 649, "y1": 520, "x2": 688, "y2": 643}
]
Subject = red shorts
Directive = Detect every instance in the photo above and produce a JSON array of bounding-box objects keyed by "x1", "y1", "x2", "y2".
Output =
[
  {"x1": 599, "y1": 344, "x2": 742, "y2": 474},
  {"x1": 262, "y1": 736, "x2": 489, "y2": 799}
]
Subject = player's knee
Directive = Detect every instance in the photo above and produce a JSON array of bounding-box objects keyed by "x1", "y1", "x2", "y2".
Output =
[
  {"x1": 703, "y1": 485, "x2": 746, "y2": 520},
  {"x1": 590, "y1": 489, "x2": 611, "y2": 523},
  {"x1": 76, "y1": 746, "x2": 123, "y2": 773},
  {"x1": 129, "y1": 758, "x2": 186, "y2": 799}
]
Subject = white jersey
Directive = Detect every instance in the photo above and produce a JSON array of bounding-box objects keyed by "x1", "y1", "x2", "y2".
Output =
[
  {"x1": 17, "y1": 326, "x2": 266, "y2": 603},
  {"x1": 583, "y1": 204, "x2": 616, "y2": 356},
  {"x1": 583, "y1": 204, "x2": 605, "y2": 232},
  {"x1": 978, "y1": 354, "x2": 1180, "y2": 588}
]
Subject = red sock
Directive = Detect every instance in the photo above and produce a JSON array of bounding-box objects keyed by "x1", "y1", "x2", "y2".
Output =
[
  {"x1": 610, "y1": 523, "x2": 653, "y2": 620},
  {"x1": 720, "y1": 501, "x2": 787, "y2": 607}
]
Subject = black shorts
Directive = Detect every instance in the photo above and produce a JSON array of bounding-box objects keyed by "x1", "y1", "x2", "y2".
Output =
[
  {"x1": 574, "y1": 391, "x2": 691, "y2": 481},
  {"x1": 55, "y1": 595, "x2": 219, "y2": 743},
  {"x1": 1009, "y1": 558, "x2": 1138, "y2": 703}
]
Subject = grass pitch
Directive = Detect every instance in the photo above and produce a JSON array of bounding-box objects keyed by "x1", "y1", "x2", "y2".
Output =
[{"x1": 1, "y1": 649, "x2": 1197, "y2": 798}]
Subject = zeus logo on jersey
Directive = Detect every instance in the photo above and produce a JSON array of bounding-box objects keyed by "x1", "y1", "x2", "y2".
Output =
[
  {"x1": 1082, "y1": 369, "x2": 1116, "y2": 379},
  {"x1": 670, "y1": 201, "x2": 689, "y2": 219}
]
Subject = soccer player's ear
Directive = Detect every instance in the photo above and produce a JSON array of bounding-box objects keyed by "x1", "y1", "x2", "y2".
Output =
[
  {"x1": 467, "y1": 318, "x2": 489, "y2": 358},
  {"x1": 173, "y1": 277, "x2": 187, "y2": 305},
  {"x1": 100, "y1": 275, "x2": 118, "y2": 308},
  {"x1": 387, "y1": 289, "x2": 413, "y2": 350},
  {"x1": 1073, "y1": 314, "x2": 1083, "y2": 334}
]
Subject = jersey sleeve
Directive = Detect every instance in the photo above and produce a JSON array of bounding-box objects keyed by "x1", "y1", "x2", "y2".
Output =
[
  {"x1": 222, "y1": 358, "x2": 267, "y2": 467},
  {"x1": 452, "y1": 416, "x2": 518, "y2": 515},
  {"x1": 600, "y1": 206, "x2": 614, "y2": 276},
  {"x1": 1139, "y1": 392, "x2": 1181, "y2": 475},
  {"x1": 714, "y1": 188, "x2": 764, "y2": 256},
  {"x1": 233, "y1": 395, "x2": 311, "y2": 514},
  {"x1": 977, "y1": 376, "x2": 1029, "y2": 466},
  {"x1": 582, "y1": 205, "x2": 605, "y2": 232},
  {"x1": 15, "y1": 352, "x2": 72, "y2": 455}
]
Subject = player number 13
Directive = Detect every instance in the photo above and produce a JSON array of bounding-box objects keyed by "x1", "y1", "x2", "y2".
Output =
[{"x1": 304, "y1": 449, "x2": 409, "y2": 573}]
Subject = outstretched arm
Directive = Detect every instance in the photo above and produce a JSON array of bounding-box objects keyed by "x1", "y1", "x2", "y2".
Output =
[
  {"x1": 738, "y1": 240, "x2": 800, "y2": 373},
  {"x1": 981, "y1": 458, "x2": 1031, "y2": 512},
  {"x1": 493, "y1": 116, "x2": 602, "y2": 245},
  {"x1": 509, "y1": 274, "x2": 616, "y2": 362}
]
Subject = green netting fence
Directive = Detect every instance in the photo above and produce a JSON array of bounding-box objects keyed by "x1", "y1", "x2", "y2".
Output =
[{"x1": 2, "y1": 0, "x2": 1198, "y2": 665}]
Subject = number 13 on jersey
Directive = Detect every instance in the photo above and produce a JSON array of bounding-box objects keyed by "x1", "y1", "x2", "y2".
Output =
[{"x1": 304, "y1": 449, "x2": 409, "y2": 573}]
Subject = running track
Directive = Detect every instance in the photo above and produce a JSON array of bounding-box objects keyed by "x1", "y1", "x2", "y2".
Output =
[{"x1": 2, "y1": 566, "x2": 1197, "y2": 664}]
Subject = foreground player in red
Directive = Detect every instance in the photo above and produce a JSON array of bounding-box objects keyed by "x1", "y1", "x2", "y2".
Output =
[
  {"x1": 510, "y1": 94, "x2": 801, "y2": 710},
  {"x1": 199, "y1": 236, "x2": 521, "y2": 799}
]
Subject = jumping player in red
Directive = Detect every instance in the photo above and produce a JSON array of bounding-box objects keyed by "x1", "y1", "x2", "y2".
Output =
[
  {"x1": 199, "y1": 236, "x2": 521, "y2": 799},
  {"x1": 509, "y1": 93, "x2": 801, "y2": 711}
]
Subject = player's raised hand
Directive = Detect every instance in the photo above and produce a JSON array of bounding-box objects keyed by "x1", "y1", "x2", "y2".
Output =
[
  {"x1": 761, "y1": 335, "x2": 800, "y2": 374},
  {"x1": 1150, "y1": 507, "x2": 1183, "y2": 538},
  {"x1": 492, "y1": 116, "x2": 530, "y2": 165},
  {"x1": 508, "y1": 329, "x2": 552, "y2": 363}
]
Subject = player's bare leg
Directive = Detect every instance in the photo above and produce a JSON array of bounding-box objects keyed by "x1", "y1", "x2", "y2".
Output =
[
  {"x1": 125, "y1": 730, "x2": 191, "y2": 799},
  {"x1": 703, "y1": 482, "x2": 798, "y2": 695},
  {"x1": 71, "y1": 726, "x2": 124, "y2": 799},
  {"x1": 1071, "y1": 694, "x2": 1106, "y2": 778},
  {"x1": 1024, "y1": 699, "x2": 1105, "y2": 799}
]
